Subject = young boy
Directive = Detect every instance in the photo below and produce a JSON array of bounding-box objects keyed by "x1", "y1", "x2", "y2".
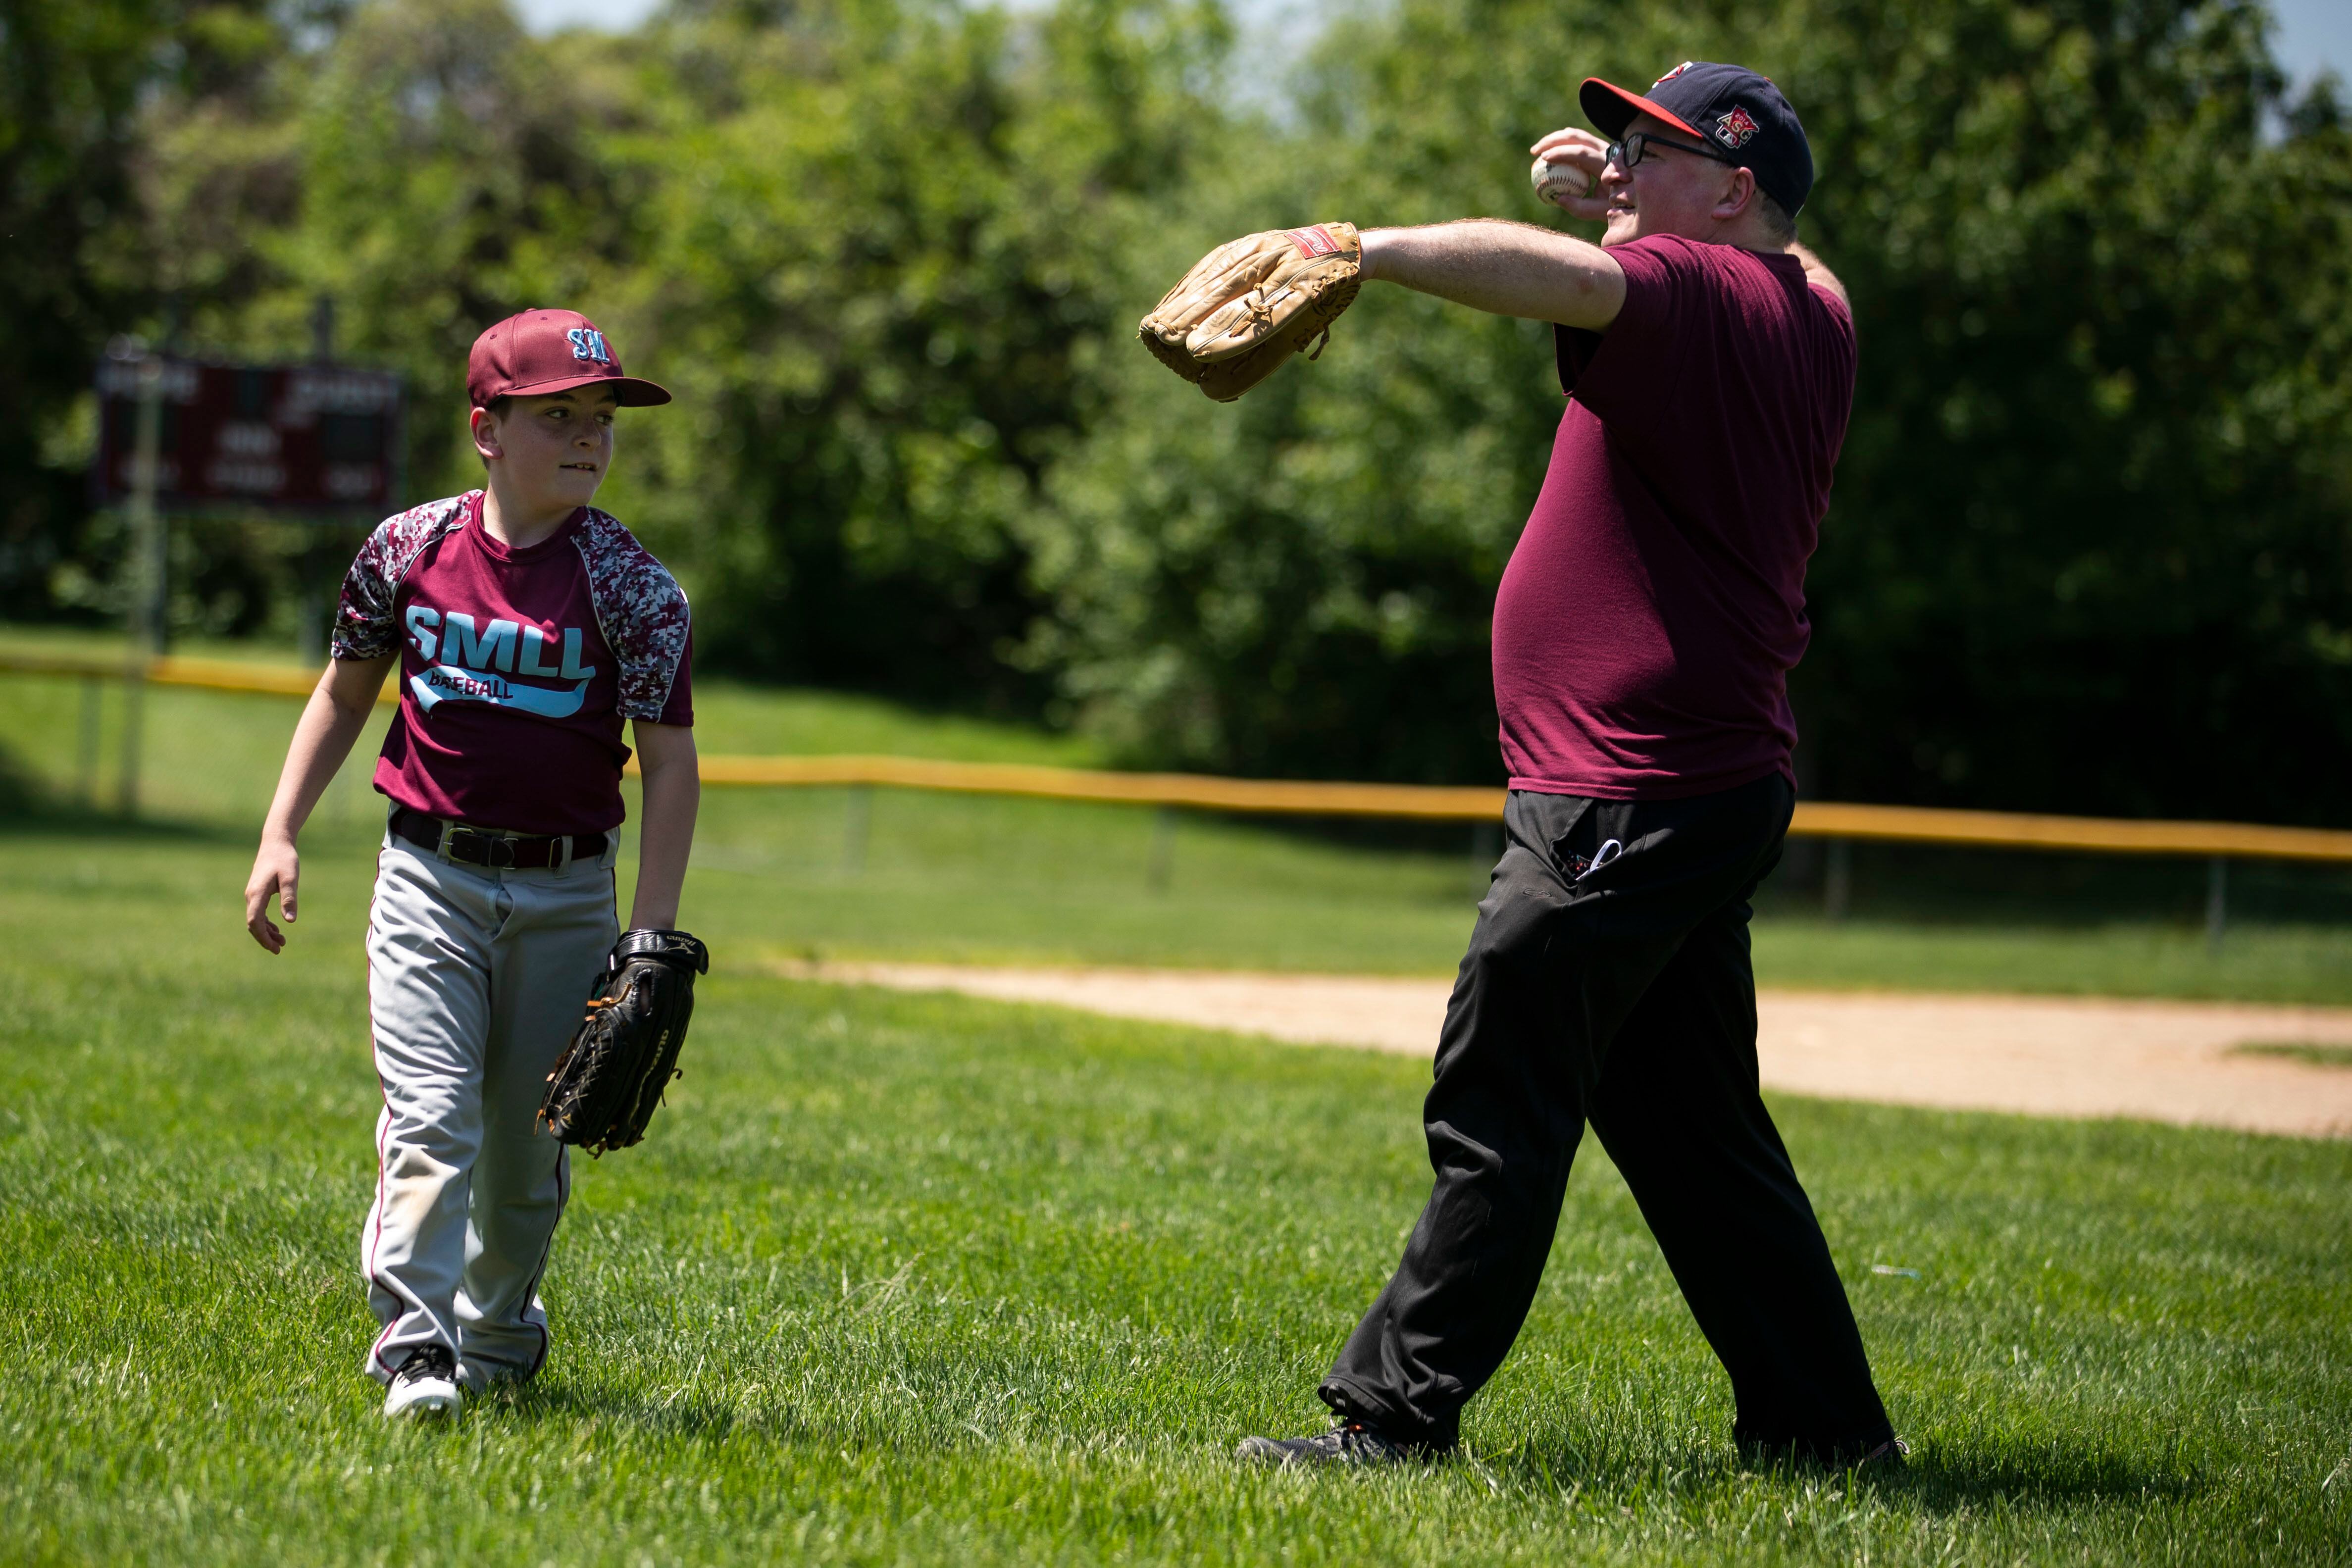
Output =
[{"x1": 243, "y1": 308, "x2": 702, "y2": 1417}]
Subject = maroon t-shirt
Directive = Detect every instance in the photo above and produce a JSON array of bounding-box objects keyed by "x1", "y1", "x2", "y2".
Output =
[
  {"x1": 331, "y1": 491, "x2": 693, "y2": 836},
  {"x1": 1490, "y1": 234, "x2": 1855, "y2": 800}
]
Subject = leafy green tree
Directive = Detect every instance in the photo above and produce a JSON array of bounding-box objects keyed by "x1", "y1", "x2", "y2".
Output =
[
  {"x1": 10, "y1": 0, "x2": 2350, "y2": 828},
  {"x1": 1789, "y1": 0, "x2": 2352, "y2": 821},
  {"x1": 603, "y1": 0, "x2": 1232, "y2": 708},
  {"x1": 1025, "y1": 0, "x2": 1769, "y2": 782},
  {"x1": 14, "y1": 0, "x2": 626, "y2": 634},
  {"x1": 11, "y1": 0, "x2": 1238, "y2": 686},
  {"x1": 266, "y1": 0, "x2": 641, "y2": 495},
  {"x1": 0, "y1": 0, "x2": 322, "y2": 619},
  {"x1": 1025, "y1": 0, "x2": 2352, "y2": 821}
]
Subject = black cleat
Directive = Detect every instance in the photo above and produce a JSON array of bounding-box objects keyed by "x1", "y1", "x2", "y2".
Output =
[
  {"x1": 1740, "y1": 1433, "x2": 1908, "y2": 1470},
  {"x1": 1236, "y1": 1417, "x2": 1436, "y2": 1467}
]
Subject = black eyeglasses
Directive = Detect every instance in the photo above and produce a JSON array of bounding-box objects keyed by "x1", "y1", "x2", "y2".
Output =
[{"x1": 1607, "y1": 131, "x2": 1737, "y2": 170}]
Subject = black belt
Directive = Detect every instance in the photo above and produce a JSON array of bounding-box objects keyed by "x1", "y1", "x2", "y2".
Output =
[{"x1": 389, "y1": 807, "x2": 608, "y2": 871}]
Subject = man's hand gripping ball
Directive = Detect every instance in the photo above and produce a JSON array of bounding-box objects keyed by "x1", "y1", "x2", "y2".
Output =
[
  {"x1": 1528, "y1": 127, "x2": 1613, "y2": 222},
  {"x1": 539, "y1": 928, "x2": 711, "y2": 1156},
  {"x1": 1138, "y1": 222, "x2": 1362, "y2": 402}
]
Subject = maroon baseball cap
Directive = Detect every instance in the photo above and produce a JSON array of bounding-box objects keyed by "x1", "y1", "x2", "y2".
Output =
[{"x1": 466, "y1": 308, "x2": 671, "y2": 409}]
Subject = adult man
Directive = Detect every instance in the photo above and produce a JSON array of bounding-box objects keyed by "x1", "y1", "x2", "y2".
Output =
[{"x1": 1238, "y1": 63, "x2": 1900, "y2": 1467}]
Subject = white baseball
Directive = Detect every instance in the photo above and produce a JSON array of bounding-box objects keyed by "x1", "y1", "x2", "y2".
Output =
[{"x1": 1531, "y1": 155, "x2": 1592, "y2": 208}]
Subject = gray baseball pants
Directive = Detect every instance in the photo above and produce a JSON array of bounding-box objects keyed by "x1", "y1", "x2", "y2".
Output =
[{"x1": 360, "y1": 822, "x2": 619, "y2": 1386}]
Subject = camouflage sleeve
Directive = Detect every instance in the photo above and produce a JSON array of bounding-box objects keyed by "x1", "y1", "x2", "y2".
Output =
[
  {"x1": 573, "y1": 510, "x2": 692, "y2": 722},
  {"x1": 330, "y1": 495, "x2": 471, "y2": 661}
]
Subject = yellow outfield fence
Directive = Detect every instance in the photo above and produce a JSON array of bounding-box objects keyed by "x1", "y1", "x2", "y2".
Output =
[
  {"x1": 0, "y1": 647, "x2": 382, "y2": 703},
  {"x1": 691, "y1": 752, "x2": 1502, "y2": 821},
  {"x1": 7, "y1": 648, "x2": 2352, "y2": 868},
  {"x1": 689, "y1": 752, "x2": 2352, "y2": 864}
]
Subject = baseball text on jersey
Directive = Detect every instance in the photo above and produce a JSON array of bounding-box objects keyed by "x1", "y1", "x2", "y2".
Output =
[{"x1": 402, "y1": 607, "x2": 600, "y2": 717}]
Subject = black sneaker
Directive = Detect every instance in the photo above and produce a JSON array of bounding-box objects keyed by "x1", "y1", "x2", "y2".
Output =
[
  {"x1": 384, "y1": 1344, "x2": 461, "y2": 1418},
  {"x1": 1235, "y1": 1416, "x2": 1435, "y2": 1467}
]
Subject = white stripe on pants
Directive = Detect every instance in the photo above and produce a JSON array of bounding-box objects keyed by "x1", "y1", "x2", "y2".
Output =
[{"x1": 361, "y1": 826, "x2": 618, "y2": 1385}]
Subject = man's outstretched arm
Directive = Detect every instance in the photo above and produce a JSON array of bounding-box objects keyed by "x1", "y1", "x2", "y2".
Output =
[{"x1": 1360, "y1": 219, "x2": 1627, "y2": 331}]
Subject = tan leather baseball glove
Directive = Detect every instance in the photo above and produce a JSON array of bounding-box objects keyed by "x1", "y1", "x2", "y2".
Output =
[{"x1": 1138, "y1": 222, "x2": 1362, "y2": 402}]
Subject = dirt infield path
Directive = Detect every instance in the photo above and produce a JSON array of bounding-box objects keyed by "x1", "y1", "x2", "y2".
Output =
[{"x1": 781, "y1": 961, "x2": 2352, "y2": 1139}]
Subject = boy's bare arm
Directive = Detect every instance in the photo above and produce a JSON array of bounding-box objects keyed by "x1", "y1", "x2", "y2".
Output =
[
  {"x1": 629, "y1": 721, "x2": 700, "y2": 931},
  {"x1": 245, "y1": 655, "x2": 394, "y2": 953}
]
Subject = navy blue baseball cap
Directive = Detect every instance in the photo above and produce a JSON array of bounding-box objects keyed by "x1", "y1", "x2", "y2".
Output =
[{"x1": 1580, "y1": 61, "x2": 1815, "y2": 217}]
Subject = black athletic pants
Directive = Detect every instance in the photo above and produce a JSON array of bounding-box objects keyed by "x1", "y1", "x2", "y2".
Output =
[{"x1": 1319, "y1": 773, "x2": 1894, "y2": 1459}]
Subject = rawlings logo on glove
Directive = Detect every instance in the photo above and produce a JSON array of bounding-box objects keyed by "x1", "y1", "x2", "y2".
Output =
[
  {"x1": 1138, "y1": 222, "x2": 1363, "y2": 402},
  {"x1": 539, "y1": 928, "x2": 710, "y2": 1156}
]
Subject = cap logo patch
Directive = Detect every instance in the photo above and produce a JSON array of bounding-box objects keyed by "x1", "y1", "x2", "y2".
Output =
[
  {"x1": 565, "y1": 327, "x2": 613, "y2": 364},
  {"x1": 1715, "y1": 105, "x2": 1760, "y2": 149},
  {"x1": 1653, "y1": 61, "x2": 1694, "y2": 87}
]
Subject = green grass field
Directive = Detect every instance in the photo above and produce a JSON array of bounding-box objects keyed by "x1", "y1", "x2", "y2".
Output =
[
  {"x1": 3, "y1": 634, "x2": 2350, "y2": 1561},
  {"x1": 3, "y1": 826, "x2": 2349, "y2": 1564},
  {"x1": 2, "y1": 628, "x2": 2352, "y2": 1003}
]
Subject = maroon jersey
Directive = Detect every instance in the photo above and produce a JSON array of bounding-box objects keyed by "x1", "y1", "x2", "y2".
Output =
[
  {"x1": 1491, "y1": 234, "x2": 1856, "y2": 800},
  {"x1": 331, "y1": 491, "x2": 693, "y2": 836}
]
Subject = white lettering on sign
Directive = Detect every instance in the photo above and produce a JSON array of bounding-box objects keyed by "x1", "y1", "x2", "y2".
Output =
[
  {"x1": 217, "y1": 421, "x2": 281, "y2": 457},
  {"x1": 324, "y1": 464, "x2": 380, "y2": 499},
  {"x1": 283, "y1": 370, "x2": 401, "y2": 415},
  {"x1": 96, "y1": 358, "x2": 201, "y2": 403},
  {"x1": 206, "y1": 458, "x2": 286, "y2": 494}
]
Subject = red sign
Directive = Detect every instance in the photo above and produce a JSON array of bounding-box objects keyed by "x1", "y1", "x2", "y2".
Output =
[{"x1": 93, "y1": 352, "x2": 405, "y2": 515}]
